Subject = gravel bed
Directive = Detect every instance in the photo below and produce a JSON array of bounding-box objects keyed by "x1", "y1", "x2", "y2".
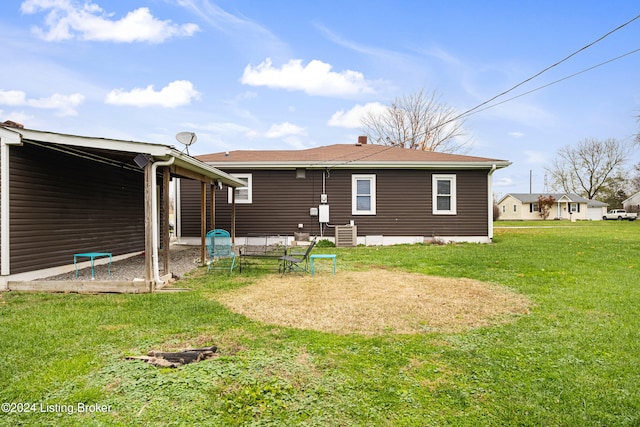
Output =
[{"x1": 43, "y1": 245, "x2": 203, "y2": 281}]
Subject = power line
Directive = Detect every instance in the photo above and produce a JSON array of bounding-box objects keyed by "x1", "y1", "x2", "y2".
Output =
[
  {"x1": 467, "y1": 47, "x2": 640, "y2": 117},
  {"x1": 454, "y1": 13, "x2": 640, "y2": 121},
  {"x1": 325, "y1": 44, "x2": 640, "y2": 169},
  {"x1": 315, "y1": 13, "x2": 640, "y2": 169},
  {"x1": 398, "y1": 13, "x2": 640, "y2": 146}
]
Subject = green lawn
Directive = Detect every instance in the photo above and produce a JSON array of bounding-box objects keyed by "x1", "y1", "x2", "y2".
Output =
[{"x1": 1, "y1": 221, "x2": 639, "y2": 426}]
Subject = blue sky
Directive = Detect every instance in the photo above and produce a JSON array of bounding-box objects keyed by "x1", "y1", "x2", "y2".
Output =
[{"x1": 1, "y1": 0, "x2": 639, "y2": 196}]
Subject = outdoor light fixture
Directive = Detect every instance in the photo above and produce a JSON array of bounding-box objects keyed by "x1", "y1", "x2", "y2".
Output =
[{"x1": 134, "y1": 153, "x2": 152, "y2": 168}]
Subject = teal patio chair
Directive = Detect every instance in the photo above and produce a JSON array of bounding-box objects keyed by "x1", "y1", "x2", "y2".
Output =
[{"x1": 206, "y1": 229, "x2": 236, "y2": 273}]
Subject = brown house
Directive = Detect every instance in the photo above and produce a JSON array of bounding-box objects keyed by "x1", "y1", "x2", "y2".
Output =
[
  {"x1": 177, "y1": 138, "x2": 510, "y2": 246},
  {"x1": 0, "y1": 124, "x2": 245, "y2": 291}
]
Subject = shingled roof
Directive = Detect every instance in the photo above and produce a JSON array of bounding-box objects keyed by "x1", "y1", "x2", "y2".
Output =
[
  {"x1": 503, "y1": 193, "x2": 608, "y2": 207},
  {"x1": 196, "y1": 144, "x2": 510, "y2": 169}
]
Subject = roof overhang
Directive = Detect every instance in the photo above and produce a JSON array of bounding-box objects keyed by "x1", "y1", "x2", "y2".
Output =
[
  {"x1": 206, "y1": 160, "x2": 512, "y2": 170},
  {"x1": 2, "y1": 127, "x2": 246, "y2": 187}
]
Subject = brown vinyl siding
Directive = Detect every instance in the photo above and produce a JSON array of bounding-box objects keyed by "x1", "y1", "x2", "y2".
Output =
[
  {"x1": 321, "y1": 169, "x2": 488, "y2": 237},
  {"x1": 178, "y1": 179, "x2": 205, "y2": 237},
  {"x1": 179, "y1": 170, "x2": 325, "y2": 236},
  {"x1": 229, "y1": 169, "x2": 323, "y2": 235},
  {"x1": 180, "y1": 168, "x2": 489, "y2": 238},
  {"x1": 0, "y1": 148, "x2": 3, "y2": 264},
  {"x1": 8, "y1": 141, "x2": 145, "y2": 274}
]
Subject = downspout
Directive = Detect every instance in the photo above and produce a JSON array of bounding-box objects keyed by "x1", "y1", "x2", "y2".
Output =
[
  {"x1": 1, "y1": 137, "x2": 11, "y2": 277},
  {"x1": 174, "y1": 178, "x2": 181, "y2": 240},
  {"x1": 488, "y1": 164, "x2": 497, "y2": 241},
  {"x1": 1, "y1": 131, "x2": 21, "y2": 279},
  {"x1": 151, "y1": 157, "x2": 175, "y2": 285}
]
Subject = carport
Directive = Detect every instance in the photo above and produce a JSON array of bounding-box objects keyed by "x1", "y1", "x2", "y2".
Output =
[{"x1": 0, "y1": 123, "x2": 245, "y2": 291}]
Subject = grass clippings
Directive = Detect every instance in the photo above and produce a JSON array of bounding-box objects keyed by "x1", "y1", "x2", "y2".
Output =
[{"x1": 214, "y1": 269, "x2": 530, "y2": 335}]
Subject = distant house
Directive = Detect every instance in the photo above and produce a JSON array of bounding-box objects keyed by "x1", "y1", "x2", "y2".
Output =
[
  {"x1": 176, "y1": 137, "x2": 511, "y2": 245},
  {"x1": 497, "y1": 193, "x2": 608, "y2": 221},
  {"x1": 0, "y1": 123, "x2": 244, "y2": 291},
  {"x1": 623, "y1": 191, "x2": 640, "y2": 212}
]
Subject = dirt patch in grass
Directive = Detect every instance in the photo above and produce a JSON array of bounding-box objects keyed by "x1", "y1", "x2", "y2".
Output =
[{"x1": 214, "y1": 270, "x2": 530, "y2": 335}]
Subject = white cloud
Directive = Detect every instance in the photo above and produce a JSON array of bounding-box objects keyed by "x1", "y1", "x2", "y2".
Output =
[
  {"x1": 176, "y1": 121, "x2": 260, "y2": 153},
  {"x1": 265, "y1": 122, "x2": 306, "y2": 138},
  {"x1": 282, "y1": 135, "x2": 308, "y2": 150},
  {"x1": 105, "y1": 80, "x2": 200, "y2": 108},
  {"x1": 508, "y1": 131, "x2": 525, "y2": 138},
  {"x1": 0, "y1": 90, "x2": 28, "y2": 106},
  {"x1": 483, "y1": 102, "x2": 554, "y2": 128},
  {"x1": 184, "y1": 120, "x2": 306, "y2": 146},
  {"x1": 241, "y1": 58, "x2": 375, "y2": 97},
  {"x1": 0, "y1": 89, "x2": 84, "y2": 116},
  {"x1": 524, "y1": 150, "x2": 546, "y2": 164},
  {"x1": 21, "y1": 1, "x2": 199, "y2": 43},
  {"x1": 328, "y1": 102, "x2": 387, "y2": 128},
  {"x1": 494, "y1": 176, "x2": 513, "y2": 187},
  {"x1": 0, "y1": 110, "x2": 31, "y2": 125},
  {"x1": 234, "y1": 91, "x2": 257, "y2": 101},
  {"x1": 178, "y1": 0, "x2": 270, "y2": 37},
  {"x1": 177, "y1": 0, "x2": 291, "y2": 60},
  {"x1": 191, "y1": 121, "x2": 254, "y2": 135},
  {"x1": 422, "y1": 45, "x2": 464, "y2": 66}
]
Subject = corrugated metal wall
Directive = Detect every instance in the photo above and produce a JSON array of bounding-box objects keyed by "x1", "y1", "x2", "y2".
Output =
[
  {"x1": 8, "y1": 142, "x2": 145, "y2": 274},
  {"x1": 179, "y1": 168, "x2": 489, "y2": 238}
]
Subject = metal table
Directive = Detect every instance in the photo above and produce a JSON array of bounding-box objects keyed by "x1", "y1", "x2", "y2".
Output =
[
  {"x1": 74, "y1": 252, "x2": 112, "y2": 280},
  {"x1": 309, "y1": 254, "x2": 336, "y2": 276}
]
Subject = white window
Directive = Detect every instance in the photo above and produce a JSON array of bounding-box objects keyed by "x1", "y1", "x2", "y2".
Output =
[
  {"x1": 432, "y1": 174, "x2": 456, "y2": 215},
  {"x1": 352, "y1": 174, "x2": 376, "y2": 215},
  {"x1": 228, "y1": 173, "x2": 252, "y2": 204}
]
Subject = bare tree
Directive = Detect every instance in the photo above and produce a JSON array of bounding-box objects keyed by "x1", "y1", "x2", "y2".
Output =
[
  {"x1": 546, "y1": 138, "x2": 631, "y2": 200},
  {"x1": 360, "y1": 89, "x2": 470, "y2": 153},
  {"x1": 630, "y1": 162, "x2": 640, "y2": 193}
]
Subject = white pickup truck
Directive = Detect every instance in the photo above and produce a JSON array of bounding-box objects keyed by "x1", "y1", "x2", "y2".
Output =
[{"x1": 602, "y1": 209, "x2": 637, "y2": 221}]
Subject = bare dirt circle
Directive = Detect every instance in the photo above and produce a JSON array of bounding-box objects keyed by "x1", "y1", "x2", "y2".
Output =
[{"x1": 213, "y1": 270, "x2": 530, "y2": 335}]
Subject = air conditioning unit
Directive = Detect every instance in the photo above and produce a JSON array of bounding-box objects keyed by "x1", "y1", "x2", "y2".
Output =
[{"x1": 335, "y1": 225, "x2": 357, "y2": 247}]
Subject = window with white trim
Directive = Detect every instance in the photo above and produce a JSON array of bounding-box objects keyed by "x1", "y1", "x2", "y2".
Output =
[
  {"x1": 228, "y1": 173, "x2": 252, "y2": 204},
  {"x1": 352, "y1": 174, "x2": 376, "y2": 215},
  {"x1": 432, "y1": 174, "x2": 456, "y2": 215}
]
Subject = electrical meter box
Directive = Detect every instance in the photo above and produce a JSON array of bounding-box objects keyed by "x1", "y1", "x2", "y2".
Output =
[
  {"x1": 318, "y1": 205, "x2": 330, "y2": 223},
  {"x1": 320, "y1": 194, "x2": 328, "y2": 204}
]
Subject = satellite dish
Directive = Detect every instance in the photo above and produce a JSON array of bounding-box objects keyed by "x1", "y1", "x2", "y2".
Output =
[
  {"x1": 176, "y1": 132, "x2": 197, "y2": 146},
  {"x1": 176, "y1": 132, "x2": 197, "y2": 154}
]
